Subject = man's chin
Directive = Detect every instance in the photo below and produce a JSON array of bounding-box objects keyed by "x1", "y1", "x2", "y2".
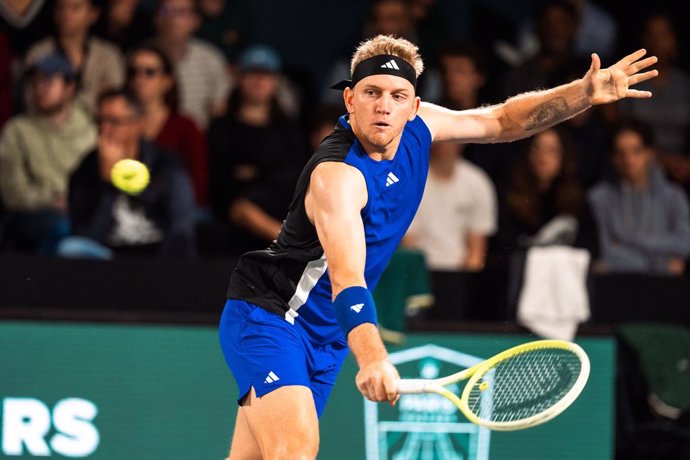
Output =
[{"x1": 365, "y1": 133, "x2": 394, "y2": 150}]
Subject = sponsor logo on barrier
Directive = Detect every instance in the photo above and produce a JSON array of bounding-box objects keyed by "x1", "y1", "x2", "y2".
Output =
[
  {"x1": 364, "y1": 345, "x2": 491, "y2": 459},
  {"x1": 1, "y1": 397, "x2": 99, "y2": 457}
]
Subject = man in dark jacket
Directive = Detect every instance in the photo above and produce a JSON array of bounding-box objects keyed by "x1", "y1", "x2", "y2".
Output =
[{"x1": 61, "y1": 89, "x2": 197, "y2": 259}]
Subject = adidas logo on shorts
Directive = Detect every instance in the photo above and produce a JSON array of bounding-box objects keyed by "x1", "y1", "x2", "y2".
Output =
[{"x1": 264, "y1": 371, "x2": 280, "y2": 384}]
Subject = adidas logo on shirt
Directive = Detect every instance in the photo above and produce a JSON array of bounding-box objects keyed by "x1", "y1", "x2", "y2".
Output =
[
  {"x1": 350, "y1": 303, "x2": 364, "y2": 313},
  {"x1": 381, "y1": 59, "x2": 400, "y2": 70},
  {"x1": 264, "y1": 371, "x2": 280, "y2": 384},
  {"x1": 385, "y1": 172, "x2": 400, "y2": 187}
]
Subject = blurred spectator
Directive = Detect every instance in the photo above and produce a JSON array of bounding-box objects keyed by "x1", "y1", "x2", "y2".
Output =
[
  {"x1": 556, "y1": 59, "x2": 610, "y2": 187},
  {"x1": 497, "y1": 126, "x2": 597, "y2": 255},
  {"x1": 436, "y1": 41, "x2": 512, "y2": 184},
  {"x1": 207, "y1": 44, "x2": 305, "y2": 255},
  {"x1": 307, "y1": 104, "x2": 342, "y2": 154},
  {"x1": 93, "y1": 0, "x2": 154, "y2": 52},
  {"x1": 153, "y1": 0, "x2": 231, "y2": 129},
  {"x1": 496, "y1": 126, "x2": 597, "y2": 314},
  {"x1": 667, "y1": 131, "x2": 690, "y2": 202},
  {"x1": 0, "y1": 53, "x2": 96, "y2": 254},
  {"x1": 25, "y1": 0, "x2": 125, "y2": 114},
  {"x1": 403, "y1": 141, "x2": 497, "y2": 271},
  {"x1": 0, "y1": 0, "x2": 54, "y2": 62},
  {"x1": 588, "y1": 119, "x2": 690, "y2": 275},
  {"x1": 125, "y1": 42, "x2": 208, "y2": 208},
  {"x1": 616, "y1": 14, "x2": 690, "y2": 157},
  {"x1": 516, "y1": 0, "x2": 618, "y2": 65},
  {"x1": 500, "y1": 0, "x2": 579, "y2": 99},
  {"x1": 321, "y1": 0, "x2": 441, "y2": 105},
  {"x1": 408, "y1": 0, "x2": 446, "y2": 68},
  {"x1": 195, "y1": 0, "x2": 250, "y2": 65},
  {"x1": 568, "y1": 0, "x2": 618, "y2": 62},
  {"x1": 0, "y1": 30, "x2": 13, "y2": 131},
  {"x1": 61, "y1": 89, "x2": 197, "y2": 260}
]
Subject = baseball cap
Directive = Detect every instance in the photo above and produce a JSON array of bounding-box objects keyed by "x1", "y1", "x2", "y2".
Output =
[
  {"x1": 26, "y1": 53, "x2": 77, "y2": 80},
  {"x1": 237, "y1": 45, "x2": 282, "y2": 73}
]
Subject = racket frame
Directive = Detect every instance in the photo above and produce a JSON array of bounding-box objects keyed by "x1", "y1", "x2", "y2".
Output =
[{"x1": 396, "y1": 339, "x2": 591, "y2": 431}]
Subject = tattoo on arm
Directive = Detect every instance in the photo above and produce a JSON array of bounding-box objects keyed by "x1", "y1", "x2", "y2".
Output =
[{"x1": 525, "y1": 97, "x2": 569, "y2": 131}]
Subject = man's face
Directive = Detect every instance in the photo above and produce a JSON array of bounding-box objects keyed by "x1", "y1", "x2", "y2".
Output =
[
  {"x1": 441, "y1": 55, "x2": 484, "y2": 102},
  {"x1": 528, "y1": 129, "x2": 564, "y2": 183},
  {"x1": 373, "y1": 0, "x2": 411, "y2": 36},
  {"x1": 56, "y1": 0, "x2": 98, "y2": 36},
  {"x1": 155, "y1": 0, "x2": 199, "y2": 43},
  {"x1": 31, "y1": 74, "x2": 74, "y2": 115},
  {"x1": 239, "y1": 70, "x2": 279, "y2": 105},
  {"x1": 611, "y1": 130, "x2": 652, "y2": 182},
  {"x1": 97, "y1": 97, "x2": 143, "y2": 146},
  {"x1": 345, "y1": 74, "x2": 419, "y2": 152}
]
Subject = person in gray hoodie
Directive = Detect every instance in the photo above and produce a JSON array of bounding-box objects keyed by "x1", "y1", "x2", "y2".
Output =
[{"x1": 588, "y1": 118, "x2": 690, "y2": 275}]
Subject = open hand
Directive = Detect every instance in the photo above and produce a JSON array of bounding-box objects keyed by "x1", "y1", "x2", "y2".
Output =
[{"x1": 584, "y1": 49, "x2": 659, "y2": 105}]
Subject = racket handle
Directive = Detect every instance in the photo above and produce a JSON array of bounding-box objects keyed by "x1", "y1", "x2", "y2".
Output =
[{"x1": 396, "y1": 379, "x2": 429, "y2": 394}]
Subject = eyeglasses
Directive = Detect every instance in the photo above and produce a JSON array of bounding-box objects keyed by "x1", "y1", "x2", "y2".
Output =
[{"x1": 127, "y1": 66, "x2": 164, "y2": 78}]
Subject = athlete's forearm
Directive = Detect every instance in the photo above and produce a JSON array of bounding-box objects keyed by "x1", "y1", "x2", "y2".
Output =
[
  {"x1": 497, "y1": 79, "x2": 591, "y2": 141},
  {"x1": 348, "y1": 323, "x2": 388, "y2": 367}
]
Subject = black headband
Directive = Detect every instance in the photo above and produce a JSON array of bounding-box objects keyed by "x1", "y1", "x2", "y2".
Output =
[{"x1": 330, "y1": 54, "x2": 417, "y2": 90}]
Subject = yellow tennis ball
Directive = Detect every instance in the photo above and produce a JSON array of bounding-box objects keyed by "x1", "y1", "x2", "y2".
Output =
[{"x1": 111, "y1": 159, "x2": 150, "y2": 195}]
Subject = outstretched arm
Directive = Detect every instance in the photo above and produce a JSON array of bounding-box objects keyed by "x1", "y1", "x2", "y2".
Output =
[
  {"x1": 420, "y1": 49, "x2": 659, "y2": 143},
  {"x1": 305, "y1": 162, "x2": 400, "y2": 404}
]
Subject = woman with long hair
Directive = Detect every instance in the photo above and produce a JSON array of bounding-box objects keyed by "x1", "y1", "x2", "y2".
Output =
[{"x1": 125, "y1": 42, "x2": 208, "y2": 207}]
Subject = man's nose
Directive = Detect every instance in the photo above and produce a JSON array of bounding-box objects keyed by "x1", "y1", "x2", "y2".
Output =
[{"x1": 376, "y1": 95, "x2": 392, "y2": 113}]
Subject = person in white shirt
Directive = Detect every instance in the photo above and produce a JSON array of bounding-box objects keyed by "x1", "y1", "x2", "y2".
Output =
[{"x1": 403, "y1": 141, "x2": 497, "y2": 271}]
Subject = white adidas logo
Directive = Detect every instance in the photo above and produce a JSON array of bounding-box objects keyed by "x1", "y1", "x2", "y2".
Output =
[
  {"x1": 381, "y1": 59, "x2": 400, "y2": 70},
  {"x1": 350, "y1": 303, "x2": 364, "y2": 313},
  {"x1": 264, "y1": 371, "x2": 280, "y2": 384},
  {"x1": 385, "y1": 172, "x2": 400, "y2": 187}
]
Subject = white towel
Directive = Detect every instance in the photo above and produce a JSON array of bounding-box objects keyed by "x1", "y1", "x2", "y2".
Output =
[{"x1": 517, "y1": 246, "x2": 591, "y2": 340}]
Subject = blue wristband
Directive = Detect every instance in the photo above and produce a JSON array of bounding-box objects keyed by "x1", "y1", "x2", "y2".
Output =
[{"x1": 333, "y1": 286, "x2": 378, "y2": 336}]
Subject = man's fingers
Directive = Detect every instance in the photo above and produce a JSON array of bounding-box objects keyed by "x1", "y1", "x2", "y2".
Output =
[
  {"x1": 626, "y1": 89, "x2": 653, "y2": 99},
  {"x1": 626, "y1": 56, "x2": 658, "y2": 76},
  {"x1": 628, "y1": 70, "x2": 659, "y2": 86},
  {"x1": 613, "y1": 48, "x2": 647, "y2": 69}
]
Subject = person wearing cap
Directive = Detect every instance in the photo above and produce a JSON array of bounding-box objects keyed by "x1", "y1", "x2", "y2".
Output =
[
  {"x1": 24, "y1": 0, "x2": 125, "y2": 115},
  {"x1": 206, "y1": 44, "x2": 305, "y2": 256},
  {"x1": 217, "y1": 34, "x2": 659, "y2": 459},
  {"x1": 0, "y1": 52, "x2": 96, "y2": 254}
]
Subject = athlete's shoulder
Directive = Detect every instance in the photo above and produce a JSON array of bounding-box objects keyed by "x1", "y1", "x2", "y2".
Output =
[
  {"x1": 404, "y1": 113, "x2": 433, "y2": 147},
  {"x1": 313, "y1": 115, "x2": 357, "y2": 161}
]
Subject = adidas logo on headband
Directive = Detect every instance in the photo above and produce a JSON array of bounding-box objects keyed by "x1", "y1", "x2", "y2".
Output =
[
  {"x1": 380, "y1": 60, "x2": 400, "y2": 70},
  {"x1": 330, "y1": 54, "x2": 417, "y2": 90}
]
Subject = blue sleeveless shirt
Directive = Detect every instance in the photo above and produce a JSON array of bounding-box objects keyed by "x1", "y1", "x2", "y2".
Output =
[{"x1": 227, "y1": 114, "x2": 432, "y2": 345}]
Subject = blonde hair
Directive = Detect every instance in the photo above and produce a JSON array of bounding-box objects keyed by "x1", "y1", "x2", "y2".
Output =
[{"x1": 350, "y1": 34, "x2": 424, "y2": 77}]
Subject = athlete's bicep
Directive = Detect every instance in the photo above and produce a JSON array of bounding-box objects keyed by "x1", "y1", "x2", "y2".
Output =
[
  {"x1": 418, "y1": 101, "x2": 503, "y2": 143},
  {"x1": 305, "y1": 162, "x2": 368, "y2": 298}
]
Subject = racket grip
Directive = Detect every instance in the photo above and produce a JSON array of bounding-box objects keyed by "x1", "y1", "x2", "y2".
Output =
[{"x1": 396, "y1": 379, "x2": 428, "y2": 394}]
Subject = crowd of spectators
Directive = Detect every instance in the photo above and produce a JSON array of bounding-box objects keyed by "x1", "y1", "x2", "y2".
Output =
[{"x1": 1, "y1": 0, "x2": 689, "y2": 277}]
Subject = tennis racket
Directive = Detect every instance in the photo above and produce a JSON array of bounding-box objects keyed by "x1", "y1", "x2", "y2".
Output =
[{"x1": 395, "y1": 339, "x2": 590, "y2": 431}]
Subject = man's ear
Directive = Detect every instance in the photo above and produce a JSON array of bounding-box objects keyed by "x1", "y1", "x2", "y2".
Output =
[
  {"x1": 408, "y1": 96, "x2": 421, "y2": 121},
  {"x1": 343, "y1": 87, "x2": 354, "y2": 114}
]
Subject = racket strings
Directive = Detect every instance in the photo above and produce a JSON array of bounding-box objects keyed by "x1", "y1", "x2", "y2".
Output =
[{"x1": 466, "y1": 348, "x2": 581, "y2": 423}]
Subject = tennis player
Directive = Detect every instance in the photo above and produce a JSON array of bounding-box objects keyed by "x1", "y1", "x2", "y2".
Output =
[{"x1": 219, "y1": 34, "x2": 657, "y2": 459}]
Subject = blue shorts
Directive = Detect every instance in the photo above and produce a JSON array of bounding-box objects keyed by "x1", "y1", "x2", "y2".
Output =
[{"x1": 218, "y1": 299, "x2": 349, "y2": 418}]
